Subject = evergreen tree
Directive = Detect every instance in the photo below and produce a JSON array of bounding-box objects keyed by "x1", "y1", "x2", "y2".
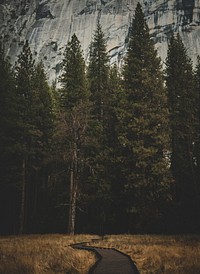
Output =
[
  {"x1": 194, "y1": 56, "x2": 200, "y2": 196},
  {"x1": 58, "y1": 34, "x2": 90, "y2": 234},
  {"x1": 29, "y1": 61, "x2": 54, "y2": 232},
  {"x1": 121, "y1": 3, "x2": 172, "y2": 232},
  {"x1": 0, "y1": 43, "x2": 19, "y2": 234},
  {"x1": 60, "y1": 34, "x2": 89, "y2": 109},
  {"x1": 166, "y1": 33, "x2": 199, "y2": 231},
  {"x1": 14, "y1": 42, "x2": 56, "y2": 234},
  {"x1": 106, "y1": 65, "x2": 122, "y2": 147},
  {"x1": 87, "y1": 22, "x2": 110, "y2": 122},
  {"x1": 0, "y1": 43, "x2": 15, "y2": 183},
  {"x1": 105, "y1": 65, "x2": 128, "y2": 232},
  {"x1": 14, "y1": 40, "x2": 36, "y2": 234},
  {"x1": 86, "y1": 23, "x2": 113, "y2": 234}
]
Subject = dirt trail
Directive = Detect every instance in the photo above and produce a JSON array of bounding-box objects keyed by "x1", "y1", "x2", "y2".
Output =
[{"x1": 72, "y1": 240, "x2": 139, "y2": 274}]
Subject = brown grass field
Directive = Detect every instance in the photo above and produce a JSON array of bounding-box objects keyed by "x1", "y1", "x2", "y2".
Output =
[
  {"x1": 0, "y1": 234, "x2": 96, "y2": 274},
  {"x1": 90, "y1": 234, "x2": 200, "y2": 274},
  {"x1": 0, "y1": 234, "x2": 200, "y2": 273}
]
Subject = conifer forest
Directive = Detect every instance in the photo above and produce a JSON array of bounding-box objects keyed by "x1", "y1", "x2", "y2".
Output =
[{"x1": 0, "y1": 3, "x2": 200, "y2": 235}]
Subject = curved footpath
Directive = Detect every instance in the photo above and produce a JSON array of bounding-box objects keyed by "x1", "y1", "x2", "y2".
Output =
[{"x1": 71, "y1": 240, "x2": 140, "y2": 274}]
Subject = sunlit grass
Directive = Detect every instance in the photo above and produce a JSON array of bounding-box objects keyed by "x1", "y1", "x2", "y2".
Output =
[
  {"x1": 89, "y1": 234, "x2": 200, "y2": 274},
  {"x1": 0, "y1": 234, "x2": 96, "y2": 274},
  {"x1": 1, "y1": 234, "x2": 200, "y2": 273}
]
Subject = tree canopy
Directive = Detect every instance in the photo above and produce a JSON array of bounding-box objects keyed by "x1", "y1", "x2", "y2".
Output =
[{"x1": 0, "y1": 4, "x2": 199, "y2": 235}]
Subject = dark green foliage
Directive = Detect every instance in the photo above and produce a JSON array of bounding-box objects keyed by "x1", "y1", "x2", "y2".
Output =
[
  {"x1": 85, "y1": 23, "x2": 115, "y2": 234},
  {"x1": 60, "y1": 34, "x2": 88, "y2": 109},
  {"x1": 121, "y1": 3, "x2": 172, "y2": 232},
  {"x1": 13, "y1": 41, "x2": 54, "y2": 234},
  {"x1": 104, "y1": 65, "x2": 128, "y2": 233},
  {"x1": 14, "y1": 40, "x2": 35, "y2": 157},
  {"x1": 166, "y1": 33, "x2": 199, "y2": 232},
  {"x1": 194, "y1": 57, "x2": 200, "y2": 193},
  {"x1": 29, "y1": 62, "x2": 54, "y2": 232},
  {"x1": 87, "y1": 22, "x2": 109, "y2": 122},
  {"x1": 31, "y1": 62, "x2": 54, "y2": 153},
  {"x1": 0, "y1": 43, "x2": 19, "y2": 235},
  {"x1": 165, "y1": 34, "x2": 195, "y2": 190},
  {"x1": 0, "y1": 4, "x2": 199, "y2": 235},
  {"x1": 14, "y1": 40, "x2": 37, "y2": 234},
  {"x1": 0, "y1": 43, "x2": 16, "y2": 175},
  {"x1": 191, "y1": 56, "x2": 200, "y2": 230},
  {"x1": 57, "y1": 34, "x2": 90, "y2": 234}
]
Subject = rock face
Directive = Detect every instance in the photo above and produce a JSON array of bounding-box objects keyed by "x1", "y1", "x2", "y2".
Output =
[{"x1": 0, "y1": 0, "x2": 200, "y2": 82}]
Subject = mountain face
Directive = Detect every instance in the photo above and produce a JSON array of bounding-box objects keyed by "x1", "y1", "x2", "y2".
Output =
[{"x1": 0, "y1": 0, "x2": 200, "y2": 82}]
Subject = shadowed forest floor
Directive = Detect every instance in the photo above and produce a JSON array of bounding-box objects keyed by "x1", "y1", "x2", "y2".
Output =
[{"x1": 0, "y1": 234, "x2": 200, "y2": 273}]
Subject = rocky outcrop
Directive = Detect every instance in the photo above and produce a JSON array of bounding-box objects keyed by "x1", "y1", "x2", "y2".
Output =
[{"x1": 0, "y1": 0, "x2": 200, "y2": 83}]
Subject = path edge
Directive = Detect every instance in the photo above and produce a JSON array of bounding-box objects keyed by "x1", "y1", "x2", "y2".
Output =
[
  {"x1": 112, "y1": 247, "x2": 140, "y2": 274},
  {"x1": 70, "y1": 242, "x2": 103, "y2": 274},
  {"x1": 71, "y1": 240, "x2": 140, "y2": 274}
]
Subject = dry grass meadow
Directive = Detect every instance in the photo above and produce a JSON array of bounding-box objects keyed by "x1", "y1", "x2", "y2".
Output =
[
  {"x1": 90, "y1": 234, "x2": 200, "y2": 274},
  {"x1": 0, "y1": 234, "x2": 96, "y2": 274},
  {"x1": 0, "y1": 234, "x2": 200, "y2": 274}
]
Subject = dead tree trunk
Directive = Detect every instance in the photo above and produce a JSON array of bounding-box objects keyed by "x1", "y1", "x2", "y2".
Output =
[{"x1": 61, "y1": 105, "x2": 88, "y2": 235}]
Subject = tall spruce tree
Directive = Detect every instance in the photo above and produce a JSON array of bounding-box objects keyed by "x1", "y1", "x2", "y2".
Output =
[
  {"x1": 15, "y1": 41, "x2": 54, "y2": 233},
  {"x1": 106, "y1": 65, "x2": 128, "y2": 232},
  {"x1": 0, "y1": 43, "x2": 15, "y2": 184},
  {"x1": 86, "y1": 23, "x2": 113, "y2": 234},
  {"x1": 58, "y1": 34, "x2": 90, "y2": 234},
  {"x1": 194, "y1": 56, "x2": 200, "y2": 195},
  {"x1": 87, "y1": 22, "x2": 109, "y2": 122},
  {"x1": 165, "y1": 33, "x2": 199, "y2": 231},
  {"x1": 194, "y1": 56, "x2": 200, "y2": 231},
  {"x1": 29, "y1": 61, "x2": 54, "y2": 232},
  {"x1": 0, "y1": 43, "x2": 19, "y2": 234},
  {"x1": 121, "y1": 3, "x2": 172, "y2": 232},
  {"x1": 14, "y1": 40, "x2": 36, "y2": 234}
]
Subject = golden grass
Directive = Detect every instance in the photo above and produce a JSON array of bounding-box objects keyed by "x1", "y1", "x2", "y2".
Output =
[
  {"x1": 0, "y1": 234, "x2": 97, "y2": 274},
  {"x1": 89, "y1": 234, "x2": 200, "y2": 274},
  {"x1": 1, "y1": 234, "x2": 200, "y2": 273}
]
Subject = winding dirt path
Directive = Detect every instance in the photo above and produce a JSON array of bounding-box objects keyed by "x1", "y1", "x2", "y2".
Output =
[{"x1": 72, "y1": 240, "x2": 139, "y2": 274}]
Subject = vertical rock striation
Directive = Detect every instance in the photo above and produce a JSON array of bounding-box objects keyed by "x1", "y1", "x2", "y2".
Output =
[{"x1": 0, "y1": 0, "x2": 200, "y2": 82}]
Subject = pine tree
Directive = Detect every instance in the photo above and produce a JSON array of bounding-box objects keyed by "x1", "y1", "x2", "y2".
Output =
[
  {"x1": 121, "y1": 3, "x2": 172, "y2": 232},
  {"x1": 60, "y1": 34, "x2": 89, "y2": 109},
  {"x1": 0, "y1": 43, "x2": 19, "y2": 234},
  {"x1": 58, "y1": 34, "x2": 90, "y2": 234},
  {"x1": 14, "y1": 40, "x2": 36, "y2": 234},
  {"x1": 87, "y1": 22, "x2": 110, "y2": 122},
  {"x1": 29, "y1": 61, "x2": 54, "y2": 231},
  {"x1": 105, "y1": 65, "x2": 128, "y2": 232},
  {"x1": 0, "y1": 43, "x2": 15, "y2": 182},
  {"x1": 166, "y1": 33, "x2": 198, "y2": 231},
  {"x1": 86, "y1": 23, "x2": 114, "y2": 234},
  {"x1": 106, "y1": 65, "x2": 122, "y2": 147},
  {"x1": 194, "y1": 56, "x2": 200, "y2": 195},
  {"x1": 32, "y1": 62, "x2": 54, "y2": 155}
]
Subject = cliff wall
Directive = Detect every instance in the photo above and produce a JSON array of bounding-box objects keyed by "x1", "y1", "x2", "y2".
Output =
[{"x1": 0, "y1": 0, "x2": 199, "y2": 82}]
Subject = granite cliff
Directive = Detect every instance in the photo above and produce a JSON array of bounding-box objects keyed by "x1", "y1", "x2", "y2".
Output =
[{"x1": 0, "y1": 0, "x2": 199, "y2": 82}]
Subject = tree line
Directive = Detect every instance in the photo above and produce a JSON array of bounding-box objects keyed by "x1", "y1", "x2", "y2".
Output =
[{"x1": 0, "y1": 3, "x2": 200, "y2": 235}]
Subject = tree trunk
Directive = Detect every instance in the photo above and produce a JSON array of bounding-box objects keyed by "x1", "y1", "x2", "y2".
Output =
[
  {"x1": 67, "y1": 144, "x2": 78, "y2": 235},
  {"x1": 19, "y1": 158, "x2": 26, "y2": 234},
  {"x1": 68, "y1": 167, "x2": 78, "y2": 235},
  {"x1": 32, "y1": 169, "x2": 38, "y2": 231}
]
